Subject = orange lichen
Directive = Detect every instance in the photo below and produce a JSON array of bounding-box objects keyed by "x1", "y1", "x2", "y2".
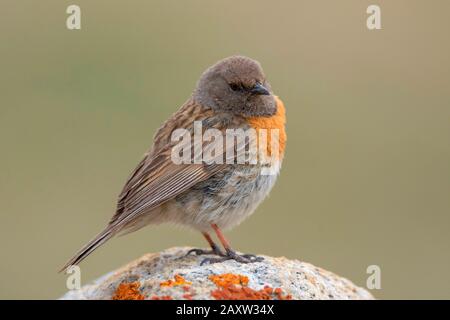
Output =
[
  {"x1": 211, "y1": 284, "x2": 291, "y2": 300},
  {"x1": 150, "y1": 295, "x2": 173, "y2": 300},
  {"x1": 160, "y1": 274, "x2": 192, "y2": 287},
  {"x1": 112, "y1": 282, "x2": 145, "y2": 300},
  {"x1": 208, "y1": 273, "x2": 292, "y2": 300},
  {"x1": 274, "y1": 287, "x2": 293, "y2": 300},
  {"x1": 181, "y1": 284, "x2": 197, "y2": 300},
  {"x1": 183, "y1": 293, "x2": 194, "y2": 300},
  {"x1": 209, "y1": 273, "x2": 249, "y2": 287}
]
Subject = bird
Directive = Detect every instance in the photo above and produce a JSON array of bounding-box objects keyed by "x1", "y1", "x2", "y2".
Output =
[{"x1": 60, "y1": 55, "x2": 286, "y2": 271}]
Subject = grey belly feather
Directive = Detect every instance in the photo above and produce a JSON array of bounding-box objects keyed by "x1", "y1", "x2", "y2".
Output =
[
  {"x1": 175, "y1": 163, "x2": 280, "y2": 231},
  {"x1": 120, "y1": 163, "x2": 281, "y2": 234}
]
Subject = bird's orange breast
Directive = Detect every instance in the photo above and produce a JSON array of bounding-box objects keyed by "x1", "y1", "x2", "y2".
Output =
[{"x1": 247, "y1": 96, "x2": 287, "y2": 158}]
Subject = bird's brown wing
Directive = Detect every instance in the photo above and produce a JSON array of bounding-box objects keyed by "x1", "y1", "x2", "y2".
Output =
[
  {"x1": 110, "y1": 148, "x2": 226, "y2": 228},
  {"x1": 59, "y1": 100, "x2": 228, "y2": 271},
  {"x1": 59, "y1": 155, "x2": 225, "y2": 272},
  {"x1": 109, "y1": 100, "x2": 227, "y2": 229}
]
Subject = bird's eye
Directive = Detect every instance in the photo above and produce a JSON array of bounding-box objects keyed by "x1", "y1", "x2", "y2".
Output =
[{"x1": 229, "y1": 83, "x2": 242, "y2": 91}]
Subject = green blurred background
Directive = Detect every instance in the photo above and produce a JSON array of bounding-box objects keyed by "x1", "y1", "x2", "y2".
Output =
[{"x1": 1, "y1": 0, "x2": 449, "y2": 299}]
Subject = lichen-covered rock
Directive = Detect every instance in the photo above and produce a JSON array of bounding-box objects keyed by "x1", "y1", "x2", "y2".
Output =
[{"x1": 60, "y1": 247, "x2": 374, "y2": 300}]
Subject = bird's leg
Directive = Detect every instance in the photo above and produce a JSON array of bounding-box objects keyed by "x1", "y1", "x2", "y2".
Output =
[
  {"x1": 186, "y1": 232, "x2": 225, "y2": 257},
  {"x1": 200, "y1": 224, "x2": 264, "y2": 265}
]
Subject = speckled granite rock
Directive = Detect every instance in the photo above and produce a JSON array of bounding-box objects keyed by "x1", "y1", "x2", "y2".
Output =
[{"x1": 60, "y1": 247, "x2": 374, "y2": 300}]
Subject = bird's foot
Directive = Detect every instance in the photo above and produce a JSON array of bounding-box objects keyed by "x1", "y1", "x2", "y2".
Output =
[
  {"x1": 200, "y1": 249, "x2": 264, "y2": 265},
  {"x1": 185, "y1": 245, "x2": 225, "y2": 258}
]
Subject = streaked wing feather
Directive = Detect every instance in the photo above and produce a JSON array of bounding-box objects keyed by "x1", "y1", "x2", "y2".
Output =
[
  {"x1": 110, "y1": 146, "x2": 226, "y2": 229},
  {"x1": 109, "y1": 99, "x2": 248, "y2": 230}
]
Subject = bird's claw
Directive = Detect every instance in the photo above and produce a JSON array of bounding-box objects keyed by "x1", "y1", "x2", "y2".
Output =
[
  {"x1": 185, "y1": 246, "x2": 225, "y2": 258},
  {"x1": 200, "y1": 250, "x2": 264, "y2": 265}
]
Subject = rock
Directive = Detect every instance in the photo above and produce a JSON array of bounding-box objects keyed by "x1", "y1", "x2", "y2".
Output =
[{"x1": 60, "y1": 247, "x2": 374, "y2": 300}]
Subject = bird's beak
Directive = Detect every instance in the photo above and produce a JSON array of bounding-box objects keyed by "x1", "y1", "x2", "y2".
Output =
[{"x1": 250, "y1": 83, "x2": 270, "y2": 95}]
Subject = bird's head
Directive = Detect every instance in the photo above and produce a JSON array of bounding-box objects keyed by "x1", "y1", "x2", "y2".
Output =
[{"x1": 194, "y1": 55, "x2": 277, "y2": 117}]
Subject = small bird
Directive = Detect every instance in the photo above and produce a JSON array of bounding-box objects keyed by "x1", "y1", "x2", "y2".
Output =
[{"x1": 60, "y1": 55, "x2": 286, "y2": 271}]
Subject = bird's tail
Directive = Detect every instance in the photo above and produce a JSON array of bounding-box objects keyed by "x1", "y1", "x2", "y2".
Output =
[{"x1": 59, "y1": 227, "x2": 115, "y2": 273}]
